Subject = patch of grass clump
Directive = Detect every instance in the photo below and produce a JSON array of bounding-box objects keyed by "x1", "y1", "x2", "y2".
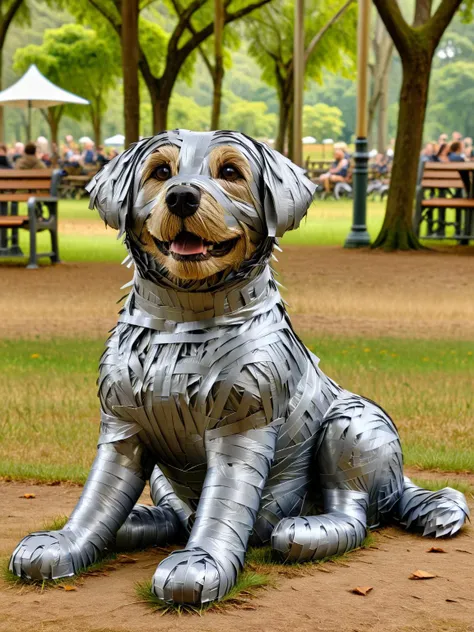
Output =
[{"x1": 135, "y1": 569, "x2": 272, "y2": 615}]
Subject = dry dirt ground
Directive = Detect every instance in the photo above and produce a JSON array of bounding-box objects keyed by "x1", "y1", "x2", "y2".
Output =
[
  {"x1": 0, "y1": 476, "x2": 473, "y2": 632},
  {"x1": 1, "y1": 245, "x2": 474, "y2": 340}
]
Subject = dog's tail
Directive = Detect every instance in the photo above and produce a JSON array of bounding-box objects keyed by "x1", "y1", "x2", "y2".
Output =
[{"x1": 394, "y1": 476, "x2": 469, "y2": 537}]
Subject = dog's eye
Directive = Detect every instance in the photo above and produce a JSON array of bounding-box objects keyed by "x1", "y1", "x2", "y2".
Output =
[
  {"x1": 220, "y1": 164, "x2": 242, "y2": 182},
  {"x1": 153, "y1": 164, "x2": 172, "y2": 181}
]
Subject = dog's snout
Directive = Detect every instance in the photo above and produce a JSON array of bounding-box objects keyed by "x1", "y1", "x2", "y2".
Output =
[{"x1": 166, "y1": 185, "x2": 201, "y2": 218}]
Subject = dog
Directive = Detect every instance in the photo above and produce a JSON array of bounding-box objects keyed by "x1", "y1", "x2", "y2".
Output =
[{"x1": 10, "y1": 130, "x2": 469, "y2": 606}]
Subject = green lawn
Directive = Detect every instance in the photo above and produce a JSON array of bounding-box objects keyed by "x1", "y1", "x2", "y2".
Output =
[
  {"x1": 0, "y1": 336, "x2": 472, "y2": 483},
  {"x1": 8, "y1": 198, "x2": 389, "y2": 265}
]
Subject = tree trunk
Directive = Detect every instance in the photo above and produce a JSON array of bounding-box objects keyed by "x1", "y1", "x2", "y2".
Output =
[
  {"x1": 49, "y1": 113, "x2": 60, "y2": 148},
  {"x1": 0, "y1": 51, "x2": 4, "y2": 143},
  {"x1": 287, "y1": 104, "x2": 295, "y2": 161},
  {"x1": 377, "y1": 68, "x2": 389, "y2": 153},
  {"x1": 151, "y1": 92, "x2": 171, "y2": 133},
  {"x1": 211, "y1": 0, "x2": 224, "y2": 130},
  {"x1": 92, "y1": 115, "x2": 102, "y2": 147},
  {"x1": 275, "y1": 97, "x2": 288, "y2": 154},
  {"x1": 122, "y1": 0, "x2": 140, "y2": 147},
  {"x1": 372, "y1": 55, "x2": 431, "y2": 250}
]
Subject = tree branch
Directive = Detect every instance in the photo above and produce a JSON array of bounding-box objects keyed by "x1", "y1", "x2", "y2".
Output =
[
  {"x1": 167, "y1": 0, "x2": 207, "y2": 57},
  {"x1": 413, "y1": 0, "x2": 433, "y2": 27},
  {"x1": 372, "y1": 0, "x2": 412, "y2": 57},
  {"x1": 423, "y1": 0, "x2": 463, "y2": 48},
  {"x1": 170, "y1": 0, "x2": 215, "y2": 77},
  {"x1": 177, "y1": 0, "x2": 272, "y2": 62},
  {"x1": 0, "y1": 0, "x2": 24, "y2": 47},
  {"x1": 304, "y1": 0, "x2": 354, "y2": 64},
  {"x1": 87, "y1": 0, "x2": 121, "y2": 35}
]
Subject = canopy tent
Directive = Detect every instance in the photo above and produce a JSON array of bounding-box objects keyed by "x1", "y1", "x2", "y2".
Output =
[
  {"x1": 104, "y1": 134, "x2": 125, "y2": 146},
  {"x1": 0, "y1": 65, "x2": 89, "y2": 139}
]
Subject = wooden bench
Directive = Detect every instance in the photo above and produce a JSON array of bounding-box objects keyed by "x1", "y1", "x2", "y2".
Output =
[
  {"x1": 414, "y1": 161, "x2": 474, "y2": 244},
  {"x1": 0, "y1": 169, "x2": 62, "y2": 269}
]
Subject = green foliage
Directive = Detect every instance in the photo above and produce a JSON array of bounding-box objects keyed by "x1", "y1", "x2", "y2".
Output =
[
  {"x1": 247, "y1": 0, "x2": 357, "y2": 88},
  {"x1": 13, "y1": 23, "x2": 121, "y2": 139},
  {"x1": 222, "y1": 98, "x2": 277, "y2": 137},
  {"x1": 303, "y1": 103, "x2": 345, "y2": 140}
]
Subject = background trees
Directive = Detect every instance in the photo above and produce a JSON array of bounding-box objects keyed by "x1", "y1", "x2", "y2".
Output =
[
  {"x1": 14, "y1": 24, "x2": 120, "y2": 146},
  {"x1": 246, "y1": 0, "x2": 357, "y2": 156}
]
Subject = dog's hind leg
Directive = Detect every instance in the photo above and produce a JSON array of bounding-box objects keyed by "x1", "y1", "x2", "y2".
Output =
[
  {"x1": 115, "y1": 465, "x2": 191, "y2": 550},
  {"x1": 272, "y1": 392, "x2": 404, "y2": 562}
]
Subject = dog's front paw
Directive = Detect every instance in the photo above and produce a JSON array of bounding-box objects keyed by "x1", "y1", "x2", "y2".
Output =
[
  {"x1": 9, "y1": 529, "x2": 93, "y2": 581},
  {"x1": 152, "y1": 547, "x2": 223, "y2": 605}
]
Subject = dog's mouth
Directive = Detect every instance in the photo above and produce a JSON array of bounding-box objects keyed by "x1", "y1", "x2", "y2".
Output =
[{"x1": 153, "y1": 231, "x2": 240, "y2": 262}]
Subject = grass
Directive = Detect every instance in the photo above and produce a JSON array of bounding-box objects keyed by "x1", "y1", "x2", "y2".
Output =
[
  {"x1": 134, "y1": 533, "x2": 377, "y2": 615},
  {"x1": 3, "y1": 198, "x2": 390, "y2": 266},
  {"x1": 135, "y1": 570, "x2": 273, "y2": 615},
  {"x1": 1, "y1": 336, "x2": 471, "y2": 483}
]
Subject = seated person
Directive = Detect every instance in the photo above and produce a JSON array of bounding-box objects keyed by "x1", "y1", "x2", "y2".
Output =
[
  {"x1": 15, "y1": 142, "x2": 46, "y2": 170},
  {"x1": 96, "y1": 145, "x2": 108, "y2": 167},
  {"x1": 448, "y1": 141, "x2": 465, "y2": 162},
  {"x1": 319, "y1": 147, "x2": 349, "y2": 193},
  {"x1": 82, "y1": 140, "x2": 96, "y2": 166},
  {"x1": 0, "y1": 144, "x2": 12, "y2": 169},
  {"x1": 421, "y1": 142, "x2": 436, "y2": 162},
  {"x1": 434, "y1": 143, "x2": 449, "y2": 163}
]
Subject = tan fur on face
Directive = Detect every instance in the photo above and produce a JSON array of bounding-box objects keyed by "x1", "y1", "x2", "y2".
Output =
[{"x1": 140, "y1": 144, "x2": 257, "y2": 282}]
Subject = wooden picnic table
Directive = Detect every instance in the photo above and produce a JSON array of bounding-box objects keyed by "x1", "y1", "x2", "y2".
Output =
[{"x1": 415, "y1": 161, "x2": 474, "y2": 244}]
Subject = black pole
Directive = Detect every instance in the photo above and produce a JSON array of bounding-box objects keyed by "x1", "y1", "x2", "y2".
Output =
[
  {"x1": 27, "y1": 100, "x2": 32, "y2": 141},
  {"x1": 344, "y1": 137, "x2": 371, "y2": 247}
]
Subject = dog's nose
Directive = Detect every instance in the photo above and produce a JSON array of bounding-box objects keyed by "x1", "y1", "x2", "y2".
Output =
[{"x1": 165, "y1": 185, "x2": 201, "y2": 218}]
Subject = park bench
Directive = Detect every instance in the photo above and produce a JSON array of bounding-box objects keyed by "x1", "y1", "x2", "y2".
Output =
[
  {"x1": 60, "y1": 174, "x2": 94, "y2": 199},
  {"x1": 0, "y1": 169, "x2": 62, "y2": 269},
  {"x1": 414, "y1": 161, "x2": 474, "y2": 244}
]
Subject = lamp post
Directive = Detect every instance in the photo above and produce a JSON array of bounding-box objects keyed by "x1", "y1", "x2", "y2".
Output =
[
  {"x1": 293, "y1": 0, "x2": 304, "y2": 166},
  {"x1": 344, "y1": 0, "x2": 371, "y2": 248}
]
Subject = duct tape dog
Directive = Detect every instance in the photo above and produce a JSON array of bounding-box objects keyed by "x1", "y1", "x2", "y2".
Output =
[{"x1": 10, "y1": 130, "x2": 469, "y2": 606}]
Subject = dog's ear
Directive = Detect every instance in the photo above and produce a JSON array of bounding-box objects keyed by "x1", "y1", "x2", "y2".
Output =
[
  {"x1": 86, "y1": 147, "x2": 140, "y2": 235},
  {"x1": 257, "y1": 143, "x2": 316, "y2": 237},
  {"x1": 87, "y1": 134, "x2": 173, "y2": 235}
]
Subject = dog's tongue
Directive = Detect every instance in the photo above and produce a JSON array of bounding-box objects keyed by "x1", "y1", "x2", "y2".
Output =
[{"x1": 170, "y1": 232, "x2": 206, "y2": 255}]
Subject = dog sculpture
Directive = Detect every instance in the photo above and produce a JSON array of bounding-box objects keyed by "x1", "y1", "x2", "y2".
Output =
[{"x1": 10, "y1": 130, "x2": 469, "y2": 605}]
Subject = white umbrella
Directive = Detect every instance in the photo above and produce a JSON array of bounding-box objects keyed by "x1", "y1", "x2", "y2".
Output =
[
  {"x1": 302, "y1": 136, "x2": 316, "y2": 144},
  {"x1": 104, "y1": 134, "x2": 125, "y2": 146},
  {"x1": 0, "y1": 64, "x2": 89, "y2": 139}
]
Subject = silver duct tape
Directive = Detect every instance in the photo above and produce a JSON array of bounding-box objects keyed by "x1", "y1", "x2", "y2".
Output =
[{"x1": 11, "y1": 131, "x2": 469, "y2": 605}]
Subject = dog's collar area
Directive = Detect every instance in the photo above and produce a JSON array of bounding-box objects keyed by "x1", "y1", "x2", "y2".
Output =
[{"x1": 119, "y1": 266, "x2": 282, "y2": 331}]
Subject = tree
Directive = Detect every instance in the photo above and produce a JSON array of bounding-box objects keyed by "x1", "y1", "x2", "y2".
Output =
[
  {"x1": 368, "y1": 14, "x2": 394, "y2": 152},
  {"x1": 247, "y1": 0, "x2": 357, "y2": 155},
  {"x1": 303, "y1": 103, "x2": 344, "y2": 140},
  {"x1": 14, "y1": 24, "x2": 120, "y2": 146},
  {"x1": 221, "y1": 98, "x2": 276, "y2": 137},
  {"x1": 122, "y1": 0, "x2": 140, "y2": 146},
  {"x1": 0, "y1": 0, "x2": 28, "y2": 142},
  {"x1": 372, "y1": 0, "x2": 473, "y2": 251},
  {"x1": 72, "y1": 0, "x2": 273, "y2": 132}
]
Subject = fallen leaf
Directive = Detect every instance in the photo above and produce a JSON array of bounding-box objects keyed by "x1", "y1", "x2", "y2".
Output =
[
  {"x1": 411, "y1": 595, "x2": 422, "y2": 600},
  {"x1": 351, "y1": 586, "x2": 373, "y2": 596},
  {"x1": 61, "y1": 585, "x2": 77, "y2": 591},
  {"x1": 409, "y1": 570, "x2": 436, "y2": 580},
  {"x1": 117, "y1": 555, "x2": 138, "y2": 564},
  {"x1": 291, "y1": 585, "x2": 298, "y2": 591},
  {"x1": 427, "y1": 547, "x2": 446, "y2": 554},
  {"x1": 446, "y1": 599, "x2": 458, "y2": 603},
  {"x1": 21, "y1": 493, "x2": 36, "y2": 499}
]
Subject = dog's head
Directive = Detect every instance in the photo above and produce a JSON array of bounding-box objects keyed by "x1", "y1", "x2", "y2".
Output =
[{"x1": 88, "y1": 130, "x2": 315, "y2": 283}]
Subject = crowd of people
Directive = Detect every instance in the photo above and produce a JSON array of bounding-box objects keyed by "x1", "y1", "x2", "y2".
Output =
[
  {"x1": 0, "y1": 135, "x2": 119, "y2": 172},
  {"x1": 421, "y1": 131, "x2": 473, "y2": 163}
]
